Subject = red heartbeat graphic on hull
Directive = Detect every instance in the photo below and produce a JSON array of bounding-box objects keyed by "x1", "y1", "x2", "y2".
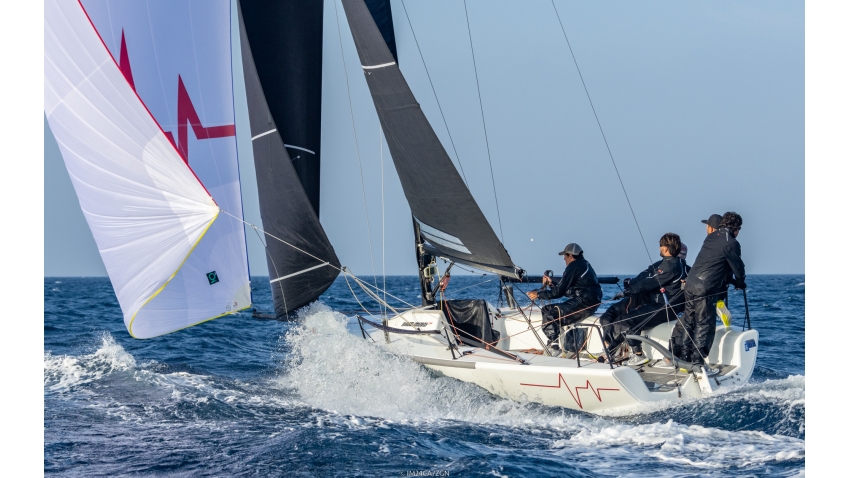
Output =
[
  {"x1": 118, "y1": 30, "x2": 235, "y2": 164},
  {"x1": 521, "y1": 374, "x2": 619, "y2": 409}
]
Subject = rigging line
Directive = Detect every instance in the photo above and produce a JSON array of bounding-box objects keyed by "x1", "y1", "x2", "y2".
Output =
[
  {"x1": 399, "y1": 0, "x2": 469, "y2": 187},
  {"x1": 333, "y1": 0, "x2": 379, "y2": 289},
  {"x1": 251, "y1": 225, "x2": 290, "y2": 321},
  {"x1": 449, "y1": 277, "x2": 498, "y2": 294},
  {"x1": 221, "y1": 209, "x2": 420, "y2": 311},
  {"x1": 346, "y1": 272, "x2": 418, "y2": 309},
  {"x1": 344, "y1": 273, "x2": 381, "y2": 321},
  {"x1": 352, "y1": 273, "x2": 401, "y2": 316},
  {"x1": 463, "y1": 0, "x2": 505, "y2": 243},
  {"x1": 550, "y1": 0, "x2": 653, "y2": 263}
]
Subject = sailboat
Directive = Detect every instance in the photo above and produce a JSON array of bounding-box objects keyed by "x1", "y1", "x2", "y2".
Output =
[
  {"x1": 45, "y1": 0, "x2": 759, "y2": 413},
  {"x1": 335, "y1": 0, "x2": 759, "y2": 412}
]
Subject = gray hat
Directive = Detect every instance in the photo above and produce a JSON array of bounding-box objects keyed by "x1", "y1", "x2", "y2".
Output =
[
  {"x1": 679, "y1": 243, "x2": 688, "y2": 259},
  {"x1": 558, "y1": 243, "x2": 583, "y2": 256},
  {"x1": 701, "y1": 214, "x2": 722, "y2": 229}
]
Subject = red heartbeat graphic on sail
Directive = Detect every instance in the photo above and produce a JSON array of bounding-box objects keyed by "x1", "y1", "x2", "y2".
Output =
[
  {"x1": 520, "y1": 374, "x2": 619, "y2": 409},
  {"x1": 118, "y1": 30, "x2": 235, "y2": 164}
]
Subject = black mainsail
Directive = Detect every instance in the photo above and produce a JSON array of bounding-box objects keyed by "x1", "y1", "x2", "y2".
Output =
[
  {"x1": 238, "y1": 3, "x2": 340, "y2": 317},
  {"x1": 341, "y1": 0, "x2": 522, "y2": 279}
]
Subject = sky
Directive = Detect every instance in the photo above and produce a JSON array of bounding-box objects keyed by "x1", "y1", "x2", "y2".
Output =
[{"x1": 44, "y1": 0, "x2": 804, "y2": 277}]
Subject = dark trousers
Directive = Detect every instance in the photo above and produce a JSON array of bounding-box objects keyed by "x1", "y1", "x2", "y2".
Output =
[
  {"x1": 671, "y1": 288, "x2": 717, "y2": 364},
  {"x1": 601, "y1": 299, "x2": 674, "y2": 354},
  {"x1": 541, "y1": 299, "x2": 599, "y2": 343}
]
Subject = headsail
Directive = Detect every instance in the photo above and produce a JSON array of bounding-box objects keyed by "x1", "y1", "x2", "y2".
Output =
[
  {"x1": 341, "y1": 0, "x2": 522, "y2": 278},
  {"x1": 238, "y1": 2, "x2": 341, "y2": 317},
  {"x1": 45, "y1": 0, "x2": 251, "y2": 338}
]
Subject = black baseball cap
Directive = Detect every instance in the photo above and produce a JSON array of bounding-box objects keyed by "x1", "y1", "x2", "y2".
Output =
[{"x1": 701, "y1": 214, "x2": 722, "y2": 229}]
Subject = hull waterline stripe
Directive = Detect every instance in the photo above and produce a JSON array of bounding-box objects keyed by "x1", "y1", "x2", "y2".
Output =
[
  {"x1": 251, "y1": 128, "x2": 277, "y2": 141},
  {"x1": 284, "y1": 144, "x2": 316, "y2": 155},
  {"x1": 362, "y1": 61, "x2": 396, "y2": 70},
  {"x1": 270, "y1": 262, "x2": 330, "y2": 284}
]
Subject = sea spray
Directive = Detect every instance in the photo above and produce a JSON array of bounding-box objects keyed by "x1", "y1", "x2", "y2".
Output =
[
  {"x1": 280, "y1": 304, "x2": 805, "y2": 472},
  {"x1": 44, "y1": 332, "x2": 136, "y2": 392}
]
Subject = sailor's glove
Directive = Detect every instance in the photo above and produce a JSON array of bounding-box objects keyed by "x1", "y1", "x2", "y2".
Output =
[{"x1": 612, "y1": 291, "x2": 625, "y2": 300}]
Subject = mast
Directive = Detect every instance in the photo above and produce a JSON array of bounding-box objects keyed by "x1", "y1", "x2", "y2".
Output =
[{"x1": 413, "y1": 219, "x2": 436, "y2": 306}]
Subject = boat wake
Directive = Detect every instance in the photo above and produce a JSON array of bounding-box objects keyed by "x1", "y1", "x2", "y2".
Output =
[
  {"x1": 44, "y1": 333, "x2": 297, "y2": 424},
  {"x1": 42, "y1": 306, "x2": 804, "y2": 475},
  {"x1": 281, "y1": 304, "x2": 805, "y2": 474}
]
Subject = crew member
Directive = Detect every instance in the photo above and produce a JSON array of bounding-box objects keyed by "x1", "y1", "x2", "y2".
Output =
[
  {"x1": 600, "y1": 233, "x2": 688, "y2": 365},
  {"x1": 671, "y1": 212, "x2": 746, "y2": 371},
  {"x1": 527, "y1": 243, "x2": 602, "y2": 349}
]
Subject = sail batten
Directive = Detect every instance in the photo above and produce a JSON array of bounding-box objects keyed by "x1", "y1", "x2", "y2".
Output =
[{"x1": 341, "y1": 0, "x2": 522, "y2": 278}]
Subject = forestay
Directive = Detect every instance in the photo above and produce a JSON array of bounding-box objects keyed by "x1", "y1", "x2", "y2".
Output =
[
  {"x1": 341, "y1": 0, "x2": 522, "y2": 278},
  {"x1": 45, "y1": 0, "x2": 250, "y2": 338},
  {"x1": 238, "y1": 2, "x2": 340, "y2": 317}
]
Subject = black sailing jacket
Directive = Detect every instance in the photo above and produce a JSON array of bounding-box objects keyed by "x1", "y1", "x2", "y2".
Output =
[
  {"x1": 625, "y1": 256, "x2": 689, "y2": 307},
  {"x1": 685, "y1": 228, "x2": 746, "y2": 293},
  {"x1": 538, "y1": 257, "x2": 603, "y2": 302}
]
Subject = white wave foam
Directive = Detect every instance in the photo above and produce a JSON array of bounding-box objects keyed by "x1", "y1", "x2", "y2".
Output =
[
  {"x1": 282, "y1": 303, "x2": 578, "y2": 428},
  {"x1": 559, "y1": 419, "x2": 803, "y2": 470},
  {"x1": 283, "y1": 305, "x2": 806, "y2": 471},
  {"x1": 44, "y1": 333, "x2": 136, "y2": 391}
]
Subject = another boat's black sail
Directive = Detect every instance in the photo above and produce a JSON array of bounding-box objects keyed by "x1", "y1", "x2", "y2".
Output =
[
  {"x1": 341, "y1": 0, "x2": 523, "y2": 288},
  {"x1": 237, "y1": 2, "x2": 340, "y2": 318},
  {"x1": 240, "y1": 0, "x2": 325, "y2": 214}
]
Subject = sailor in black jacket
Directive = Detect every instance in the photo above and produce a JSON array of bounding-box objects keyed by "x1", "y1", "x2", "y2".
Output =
[
  {"x1": 600, "y1": 233, "x2": 688, "y2": 365},
  {"x1": 528, "y1": 243, "x2": 603, "y2": 347},
  {"x1": 672, "y1": 212, "x2": 746, "y2": 369}
]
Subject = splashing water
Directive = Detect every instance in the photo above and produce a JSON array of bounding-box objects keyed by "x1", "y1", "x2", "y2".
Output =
[{"x1": 44, "y1": 275, "x2": 805, "y2": 476}]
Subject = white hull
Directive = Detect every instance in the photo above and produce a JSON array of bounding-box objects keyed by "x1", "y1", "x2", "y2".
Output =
[{"x1": 347, "y1": 304, "x2": 758, "y2": 414}]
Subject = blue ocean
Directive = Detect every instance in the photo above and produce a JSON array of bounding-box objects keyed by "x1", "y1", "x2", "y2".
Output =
[{"x1": 44, "y1": 275, "x2": 804, "y2": 476}]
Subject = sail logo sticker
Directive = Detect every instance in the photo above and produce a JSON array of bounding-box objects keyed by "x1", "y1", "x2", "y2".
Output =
[
  {"x1": 206, "y1": 271, "x2": 219, "y2": 285},
  {"x1": 116, "y1": 30, "x2": 236, "y2": 164},
  {"x1": 744, "y1": 339, "x2": 756, "y2": 351}
]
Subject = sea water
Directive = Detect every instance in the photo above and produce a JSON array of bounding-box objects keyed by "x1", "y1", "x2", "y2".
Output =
[{"x1": 44, "y1": 275, "x2": 804, "y2": 476}]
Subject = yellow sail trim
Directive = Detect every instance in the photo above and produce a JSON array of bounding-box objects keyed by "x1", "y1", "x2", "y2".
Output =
[{"x1": 128, "y1": 209, "x2": 251, "y2": 338}]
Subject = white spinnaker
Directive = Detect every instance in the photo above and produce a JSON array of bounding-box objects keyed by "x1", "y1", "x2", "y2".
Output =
[
  {"x1": 44, "y1": 0, "x2": 219, "y2": 337},
  {"x1": 77, "y1": 0, "x2": 253, "y2": 338}
]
